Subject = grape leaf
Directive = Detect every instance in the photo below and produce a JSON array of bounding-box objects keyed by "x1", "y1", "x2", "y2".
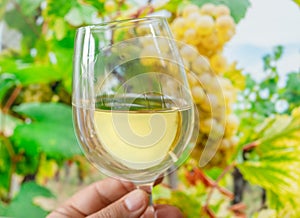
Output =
[
  {"x1": 1, "y1": 182, "x2": 54, "y2": 218},
  {"x1": 280, "y1": 72, "x2": 300, "y2": 111},
  {"x1": 82, "y1": 0, "x2": 105, "y2": 14},
  {"x1": 237, "y1": 108, "x2": 300, "y2": 210},
  {"x1": 52, "y1": 47, "x2": 74, "y2": 93},
  {"x1": 266, "y1": 189, "x2": 300, "y2": 217},
  {"x1": 14, "y1": 65, "x2": 63, "y2": 85},
  {"x1": 53, "y1": 18, "x2": 67, "y2": 40},
  {"x1": 0, "y1": 57, "x2": 55, "y2": 84},
  {"x1": 0, "y1": 59, "x2": 64, "y2": 85},
  {"x1": 11, "y1": 103, "x2": 82, "y2": 160},
  {"x1": 156, "y1": 0, "x2": 184, "y2": 14},
  {"x1": 293, "y1": 0, "x2": 300, "y2": 7},
  {"x1": 15, "y1": 0, "x2": 44, "y2": 17},
  {"x1": 0, "y1": 139, "x2": 11, "y2": 196},
  {"x1": 0, "y1": 0, "x2": 9, "y2": 18},
  {"x1": 4, "y1": 9, "x2": 39, "y2": 37},
  {"x1": 0, "y1": 202, "x2": 5, "y2": 212},
  {"x1": 190, "y1": 0, "x2": 251, "y2": 23},
  {"x1": 171, "y1": 190, "x2": 202, "y2": 218},
  {"x1": 45, "y1": 0, "x2": 75, "y2": 18}
]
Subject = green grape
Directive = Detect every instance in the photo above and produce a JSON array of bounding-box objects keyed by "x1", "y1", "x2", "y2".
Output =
[
  {"x1": 191, "y1": 86, "x2": 205, "y2": 103},
  {"x1": 195, "y1": 15, "x2": 214, "y2": 36},
  {"x1": 199, "y1": 3, "x2": 216, "y2": 16},
  {"x1": 183, "y1": 28, "x2": 199, "y2": 44},
  {"x1": 180, "y1": 45, "x2": 198, "y2": 62},
  {"x1": 216, "y1": 15, "x2": 235, "y2": 32},
  {"x1": 182, "y1": 4, "x2": 199, "y2": 18},
  {"x1": 214, "y1": 5, "x2": 231, "y2": 17}
]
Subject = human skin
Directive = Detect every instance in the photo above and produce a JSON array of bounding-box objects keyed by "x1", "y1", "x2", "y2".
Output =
[{"x1": 47, "y1": 177, "x2": 183, "y2": 218}]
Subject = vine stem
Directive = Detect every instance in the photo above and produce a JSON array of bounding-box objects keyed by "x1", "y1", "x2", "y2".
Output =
[
  {"x1": 0, "y1": 136, "x2": 22, "y2": 202},
  {"x1": 242, "y1": 140, "x2": 259, "y2": 152},
  {"x1": 129, "y1": 4, "x2": 154, "y2": 19},
  {"x1": 203, "y1": 162, "x2": 236, "y2": 218},
  {"x1": 2, "y1": 86, "x2": 22, "y2": 114},
  {"x1": 0, "y1": 85, "x2": 22, "y2": 202}
]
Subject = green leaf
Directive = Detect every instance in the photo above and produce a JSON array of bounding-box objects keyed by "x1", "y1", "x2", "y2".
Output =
[
  {"x1": 52, "y1": 46, "x2": 74, "y2": 93},
  {"x1": 0, "y1": 0, "x2": 10, "y2": 18},
  {"x1": 190, "y1": 0, "x2": 251, "y2": 23},
  {"x1": 0, "y1": 202, "x2": 5, "y2": 212},
  {"x1": 237, "y1": 110, "x2": 300, "y2": 210},
  {"x1": 82, "y1": 0, "x2": 105, "y2": 14},
  {"x1": 1, "y1": 182, "x2": 54, "y2": 218},
  {"x1": 16, "y1": 0, "x2": 44, "y2": 17},
  {"x1": 4, "y1": 9, "x2": 40, "y2": 50},
  {"x1": 244, "y1": 74, "x2": 256, "y2": 90},
  {"x1": 0, "y1": 139, "x2": 11, "y2": 196},
  {"x1": 0, "y1": 56, "x2": 63, "y2": 85},
  {"x1": 157, "y1": 0, "x2": 184, "y2": 14},
  {"x1": 45, "y1": 0, "x2": 75, "y2": 18},
  {"x1": 293, "y1": 0, "x2": 300, "y2": 7},
  {"x1": 53, "y1": 18, "x2": 67, "y2": 40},
  {"x1": 8, "y1": 64, "x2": 63, "y2": 85},
  {"x1": 11, "y1": 103, "x2": 81, "y2": 160},
  {"x1": 153, "y1": 185, "x2": 171, "y2": 201},
  {"x1": 280, "y1": 72, "x2": 300, "y2": 112},
  {"x1": 171, "y1": 190, "x2": 202, "y2": 218},
  {"x1": 266, "y1": 190, "x2": 300, "y2": 216}
]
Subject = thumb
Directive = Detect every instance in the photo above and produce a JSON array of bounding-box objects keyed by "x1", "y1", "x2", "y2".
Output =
[{"x1": 88, "y1": 189, "x2": 149, "y2": 218}]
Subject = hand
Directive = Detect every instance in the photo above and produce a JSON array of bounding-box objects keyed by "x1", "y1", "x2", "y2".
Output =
[{"x1": 47, "y1": 177, "x2": 183, "y2": 218}]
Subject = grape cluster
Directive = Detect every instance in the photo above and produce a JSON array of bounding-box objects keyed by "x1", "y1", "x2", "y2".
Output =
[
  {"x1": 16, "y1": 83, "x2": 71, "y2": 104},
  {"x1": 136, "y1": 38, "x2": 239, "y2": 168},
  {"x1": 171, "y1": 3, "x2": 236, "y2": 75},
  {"x1": 178, "y1": 44, "x2": 239, "y2": 168},
  {"x1": 170, "y1": 4, "x2": 239, "y2": 168},
  {"x1": 17, "y1": 84, "x2": 53, "y2": 103},
  {"x1": 113, "y1": 8, "x2": 239, "y2": 168}
]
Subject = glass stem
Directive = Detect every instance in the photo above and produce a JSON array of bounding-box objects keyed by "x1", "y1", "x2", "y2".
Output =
[{"x1": 136, "y1": 182, "x2": 156, "y2": 217}]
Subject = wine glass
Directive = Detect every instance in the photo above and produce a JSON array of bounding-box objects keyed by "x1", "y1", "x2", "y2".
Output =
[{"x1": 72, "y1": 17, "x2": 198, "y2": 215}]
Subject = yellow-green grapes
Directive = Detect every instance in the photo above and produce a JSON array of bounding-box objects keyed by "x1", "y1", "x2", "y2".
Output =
[
  {"x1": 171, "y1": 3, "x2": 236, "y2": 75},
  {"x1": 177, "y1": 41, "x2": 239, "y2": 169}
]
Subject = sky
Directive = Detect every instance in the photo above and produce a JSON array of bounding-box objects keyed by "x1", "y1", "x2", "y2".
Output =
[{"x1": 224, "y1": 0, "x2": 300, "y2": 79}]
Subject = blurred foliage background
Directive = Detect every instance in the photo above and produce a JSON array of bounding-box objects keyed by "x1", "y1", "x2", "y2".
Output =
[{"x1": 0, "y1": 0, "x2": 299, "y2": 217}]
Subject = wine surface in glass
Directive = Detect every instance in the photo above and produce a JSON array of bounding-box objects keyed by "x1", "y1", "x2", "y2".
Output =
[
  {"x1": 94, "y1": 107, "x2": 190, "y2": 170},
  {"x1": 73, "y1": 95, "x2": 193, "y2": 182},
  {"x1": 96, "y1": 94, "x2": 193, "y2": 166}
]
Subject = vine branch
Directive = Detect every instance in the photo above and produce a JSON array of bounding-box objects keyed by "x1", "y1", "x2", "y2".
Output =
[
  {"x1": 203, "y1": 162, "x2": 236, "y2": 218},
  {"x1": 0, "y1": 84, "x2": 22, "y2": 202},
  {"x1": 2, "y1": 85, "x2": 22, "y2": 114}
]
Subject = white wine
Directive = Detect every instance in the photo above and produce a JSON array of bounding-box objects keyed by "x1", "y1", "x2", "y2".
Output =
[
  {"x1": 73, "y1": 95, "x2": 195, "y2": 182},
  {"x1": 72, "y1": 17, "x2": 197, "y2": 185},
  {"x1": 94, "y1": 109, "x2": 183, "y2": 170}
]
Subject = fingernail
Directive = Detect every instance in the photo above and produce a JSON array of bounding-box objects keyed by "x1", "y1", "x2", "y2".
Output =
[{"x1": 125, "y1": 189, "x2": 146, "y2": 211}]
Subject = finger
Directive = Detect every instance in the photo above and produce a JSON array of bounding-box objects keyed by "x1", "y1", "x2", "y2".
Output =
[
  {"x1": 47, "y1": 177, "x2": 135, "y2": 217},
  {"x1": 155, "y1": 204, "x2": 184, "y2": 218},
  {"x1": 88, "y1": 189, "x2": 149, "y2": 218}
]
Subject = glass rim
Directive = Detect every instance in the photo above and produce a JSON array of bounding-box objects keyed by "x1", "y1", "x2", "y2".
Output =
[{"x1": 76, "y1": 16, "x2": 167, "y2": 32}]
